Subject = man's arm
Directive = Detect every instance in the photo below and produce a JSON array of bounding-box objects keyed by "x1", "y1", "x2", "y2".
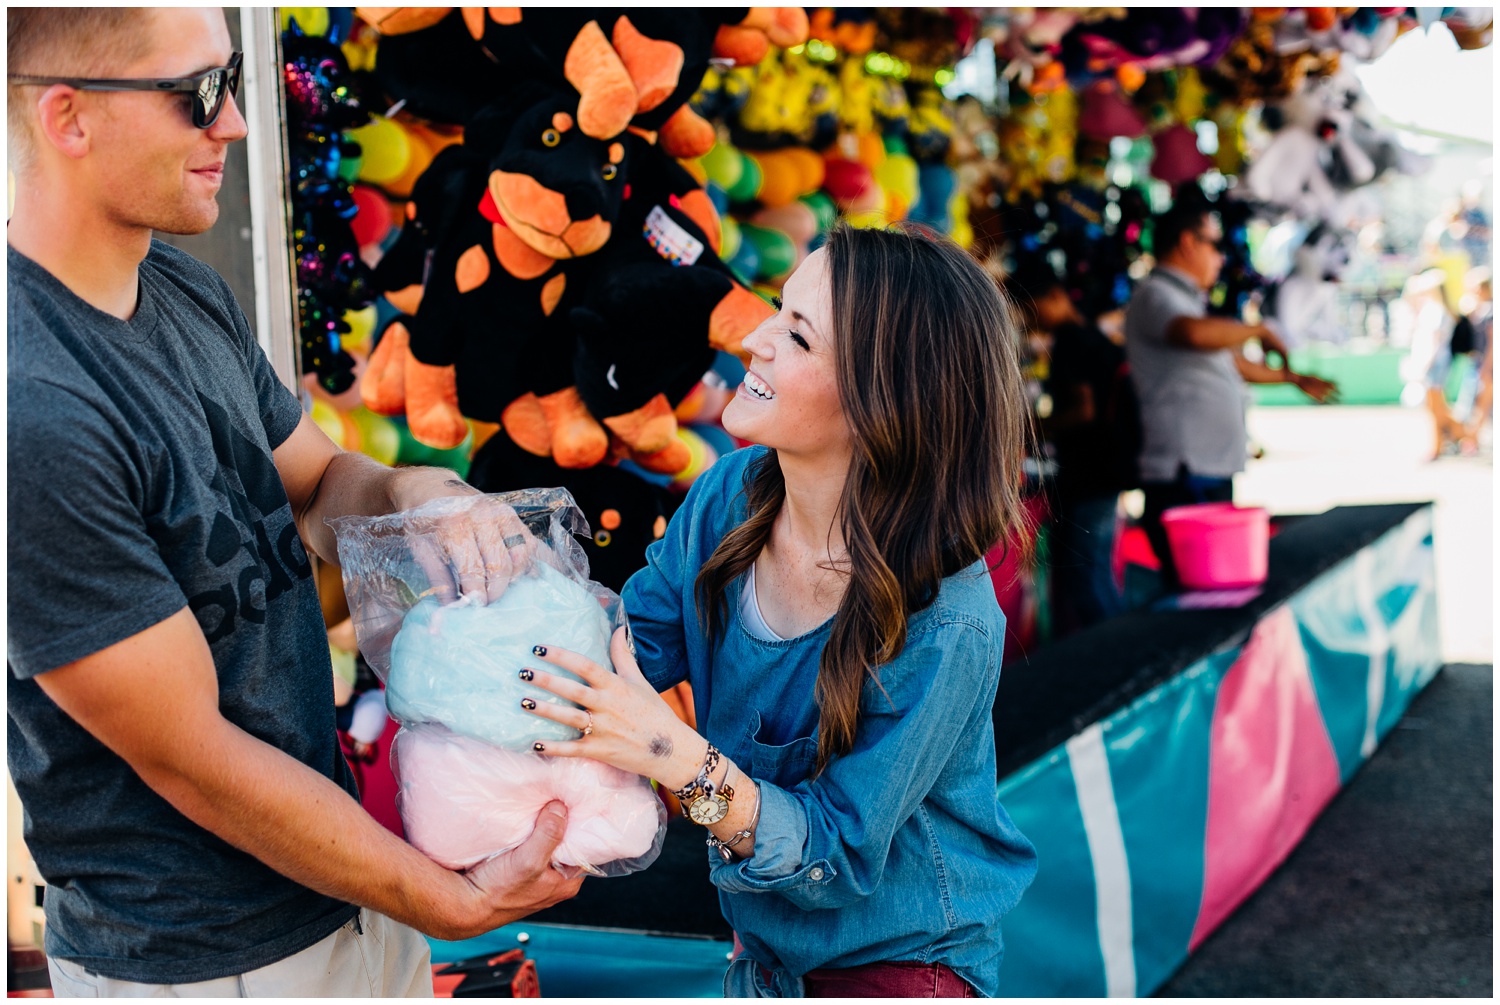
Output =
[
  {"x1": 1166, "y1": 316, "x2": 1289, "y2": 361},
  {"x1": 273, "y1": 412, "x2": 479, "y2": 564},
  {"x1": 33, "y1": 607, "x2": 584, "y2": 941},
  {"x1": 272, "y1": 413, "x2": 537, "y2": 604},
  {"x1": 1233, "y1": 354, "x2": 1337, "y2": 402}
]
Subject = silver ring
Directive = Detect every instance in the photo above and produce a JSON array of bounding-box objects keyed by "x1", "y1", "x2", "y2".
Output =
[
  {"x1": 503, "y1": 534, "x2": 526, "y2": 548},
  {"x1": 582, "y1": 710, "x2": 594, "y2": 736}
]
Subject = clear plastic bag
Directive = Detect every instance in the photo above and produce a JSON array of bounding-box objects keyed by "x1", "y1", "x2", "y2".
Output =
[{"x1": 330, "y1": 490, "x2": 666, "y2": 877}]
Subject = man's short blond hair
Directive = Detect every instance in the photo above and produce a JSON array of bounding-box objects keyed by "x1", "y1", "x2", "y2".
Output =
[{"x1": 7, "y1": 8, "x2": 153, "y2": 173}]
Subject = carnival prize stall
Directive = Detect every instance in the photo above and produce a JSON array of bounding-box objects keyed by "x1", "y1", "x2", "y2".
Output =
[{"x1": 240, "y1": 6, "x2": 1473, "y2": 995}]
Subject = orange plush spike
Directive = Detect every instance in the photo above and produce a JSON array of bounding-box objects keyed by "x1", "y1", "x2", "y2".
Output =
[
  {"x1": 454, "y1": 244, "x2": 491, "y2": 293},
  {"x1": 628, "y1": 435, "x2": 693, "y2": 475},
  {"x1": 540, "y1": 273, "x2": 567, "y2": 316},
  {"x1": 564, "y1": 20, "x2": 638, "y2": 139},
  {"x1": 767, "y1": 6, "x2": 811, "y2": 47},
  {"x1": 658, "y1": 103, "x2": 717, "y2": 158},
  {"x1": 460, "y1": 7, "x2": 486, "y2": 39},
  {"x1": 488, "y1": 6, "x2": 521, "y2": 25},
  {"x1": 501, "y1": 392, "x2": 554, "y2": 457},
  {"x1": 540, "y1": 387, "x2": 609, "y2": 468},
  {"x1": 361, "y1": 321, "x2": 410, "y2": 415},
  {"x1": 709, "y1": 285, "x2": 775, "y2": 358},
  {"x1": 468, "y1": 420, "x2": 500, "y2": 456},
  {"x1": 737, "y1": 8, "x2": 777, "y2": 32},
  {"x1": 356, "y1": 7, "x2": 453, "y2": 34},
  {"x1": 712, "y1": 24, "x2": 770, "y2": 66},
  {"x1": 676, "y1": 188, "x2": 722, "y2": 255},
  {"x1": 611, "y1": 16, "x2": 685, "y2": 114},
  {"x1": 602, "y1": 393, "x2": 678, "y2": 455},
  {"x1": 404, "y1": 357, "x2": 469, "y2": 449},
  {"x1": 384, "y1": 283, "x2": 424, "y2": 315}
]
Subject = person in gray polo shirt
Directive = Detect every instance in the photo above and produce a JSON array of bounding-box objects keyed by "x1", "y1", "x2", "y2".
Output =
[{"x1": 1124, "y1": 206, "x2": 1335, "y2": 589}]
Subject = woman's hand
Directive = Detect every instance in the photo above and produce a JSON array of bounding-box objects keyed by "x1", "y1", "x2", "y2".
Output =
[{"x1": 521, "y1": 627, "x2": 703, "y2": 789}]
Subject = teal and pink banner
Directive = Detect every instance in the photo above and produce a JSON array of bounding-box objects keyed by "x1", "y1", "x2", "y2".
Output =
[{"x1": 994, "y1": 506, "x2": 1439, "y2": 996}]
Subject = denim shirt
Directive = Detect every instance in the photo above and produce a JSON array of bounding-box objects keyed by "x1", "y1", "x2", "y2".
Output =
[{"x1": 621, "y1": 447, "x2": 1038, "y2": 997}]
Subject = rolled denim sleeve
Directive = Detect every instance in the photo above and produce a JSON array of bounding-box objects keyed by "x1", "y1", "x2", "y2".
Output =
[
  {"x1": 708, "y1": 617, "x2": 1001, "y2": 910},
  {"x1": 621, "y1": 450, "x2": 749, "y2": 693}
]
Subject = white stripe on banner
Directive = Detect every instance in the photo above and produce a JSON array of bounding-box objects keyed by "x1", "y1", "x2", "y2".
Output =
[
  {"x1": 1353, "y1": 549, "x2": 1391, "y2": 759},
  {"x1": 1066, "y1": 724, "x2": 1136, "y2": 998}
]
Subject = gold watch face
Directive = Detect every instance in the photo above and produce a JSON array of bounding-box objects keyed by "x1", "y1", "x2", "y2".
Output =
[{"x1": 688, "y1": 793, "x2": 730, "y2": 826}]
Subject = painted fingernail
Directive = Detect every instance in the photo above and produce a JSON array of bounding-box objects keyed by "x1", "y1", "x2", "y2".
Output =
[
  {"x1": 533, "y1": 742, "x2": 546, "y2": 752},
  {"x1": 520, "y1": 698, "x2": 537, "y2": 710},
  {"x1": 519, "y1": 668, "x2": 535, "y2": 681},
  {"x1": 532, "y1": 645, "x2": 547, "y2": 657}
]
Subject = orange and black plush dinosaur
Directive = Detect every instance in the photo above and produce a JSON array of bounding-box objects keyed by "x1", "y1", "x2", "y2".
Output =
[
  {"x1": 363, "y1": 81, "x2": 632, "y2": 455},
  {"x1": 546, "y1": 134, "x2": 773, "y2": 474},
  {"x1": 494, "y1": 129, "x2": 772, "y2": 474}
]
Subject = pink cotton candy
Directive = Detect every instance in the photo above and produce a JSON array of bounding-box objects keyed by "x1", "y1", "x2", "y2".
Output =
[{"x1": 393, "y1": 726, "x2": 665, "y2": 876}]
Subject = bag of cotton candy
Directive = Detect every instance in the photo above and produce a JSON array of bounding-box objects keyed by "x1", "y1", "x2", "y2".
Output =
[{"x1": 329, "y1": 489, "x2": 666, "y2": 877}]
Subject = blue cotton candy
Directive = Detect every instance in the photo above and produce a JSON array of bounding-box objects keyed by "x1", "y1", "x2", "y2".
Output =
[{"x1": 386, "y1": 561, "x2": 614, "y2": 749}]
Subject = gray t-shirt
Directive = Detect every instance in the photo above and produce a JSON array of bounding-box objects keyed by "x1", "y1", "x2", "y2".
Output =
[
  {"x1": 1122, "y1": 266, "x2": 1248, "y2": 481},
  {"x1": 7, "y1": 242, "x2": 359, "y2": 983}
]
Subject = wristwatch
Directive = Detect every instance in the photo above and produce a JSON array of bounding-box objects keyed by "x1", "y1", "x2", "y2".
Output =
[
  {"x1": 673, "y1": 742, "x2": 735, "y2": 826},
  {"x1": 687, "y1": 781, "x2": 735, "y2": 826}
]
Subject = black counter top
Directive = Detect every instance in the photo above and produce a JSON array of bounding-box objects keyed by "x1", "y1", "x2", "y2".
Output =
[{"x1": 992, "y1": 502, "x2": 1430, "y2": 777}]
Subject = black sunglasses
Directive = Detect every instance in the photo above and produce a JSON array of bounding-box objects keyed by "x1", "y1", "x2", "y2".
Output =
[
  {"x1": 1194, "y1": 230, "x2": 1226, "y2": 253},
  {"x1": 8, "y1": 51, "x2": 242, "y2": 129}
]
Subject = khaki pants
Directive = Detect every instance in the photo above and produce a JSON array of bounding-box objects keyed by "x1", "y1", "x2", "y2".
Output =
[{"x1": 46, "y1": 909, "x2": 433, "y2": 997}]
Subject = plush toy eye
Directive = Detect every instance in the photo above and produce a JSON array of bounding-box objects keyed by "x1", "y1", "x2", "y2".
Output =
[
  {"x1": 601, "y1": 163, "x2": 618, "y2": 181},
  {"x1": 541, "y1": 129, "x2": 561, "y2": 147},
  {"x1": 593, "y1": 529, "x2": 613, "y2": 547}
]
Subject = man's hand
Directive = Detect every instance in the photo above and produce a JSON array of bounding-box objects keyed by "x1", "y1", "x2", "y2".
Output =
[
  {"x1": 274, "y1": 415, "x2": 539, "y2": 601},
  {"x1": 1290, "y1": 371, "x2": 1338, "y2": 403},
  {"x1": 401, "y1": 491, "x2": 543, "y2": 606},
  {"x1": 438, "y1": 802, "x2": 586, "y2": 940}
]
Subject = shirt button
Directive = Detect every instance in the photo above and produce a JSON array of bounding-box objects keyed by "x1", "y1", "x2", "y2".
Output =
[{"x1": 809, "y1": 867, "x2": 825, "y2": 881}]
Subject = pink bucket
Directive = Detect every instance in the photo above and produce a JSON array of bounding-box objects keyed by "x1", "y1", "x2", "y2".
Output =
[{"x1": 1160, "y1": 502, "x2": 1270, "y2": 591}]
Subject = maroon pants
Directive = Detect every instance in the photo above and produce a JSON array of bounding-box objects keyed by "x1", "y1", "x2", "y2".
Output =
[{"x1": 798, "y1": 961, "x2": 978, "y2": 998}]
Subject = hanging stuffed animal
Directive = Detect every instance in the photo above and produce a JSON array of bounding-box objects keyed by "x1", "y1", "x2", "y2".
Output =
[
  {"x1": 1262, "y1": 223, "x2": 1354, "y2": 348},
  {"x1": 1059, "y1": 8, "x2": 1243, "y2": 77},
  {"x1": 359, "y1": 8, "x2": 807, "y2": 158},
  {"x1": 363, "y1": 79, "x2": 634, "y2": 452},
  {"x1": 363, "y1": 12, "x2": 773, "y2": 472},
  {"x1": 504, "y1": 134, "x2": 772, "y2": 473},
  {"x1": 1242, "y1": 68, "x2": 1372, "y2": 224}
]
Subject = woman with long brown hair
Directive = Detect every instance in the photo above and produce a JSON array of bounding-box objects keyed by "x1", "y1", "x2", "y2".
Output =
[{"x1": 521, "y1": 223, "x2": 1038, "y2": 997}]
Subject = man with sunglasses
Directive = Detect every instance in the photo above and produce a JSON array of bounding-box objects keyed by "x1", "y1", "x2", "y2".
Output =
[
  {"x1": 8, "y1": 9, "x2": 581, "y2": 997},
  {"x1": 1123, "y1": 204, "x2": 1337, "y2": 591}
]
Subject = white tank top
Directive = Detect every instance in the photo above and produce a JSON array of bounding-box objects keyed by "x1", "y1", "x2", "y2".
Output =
[{"x1": 739, "y1": 563, "x2": 785, "y2": 642}]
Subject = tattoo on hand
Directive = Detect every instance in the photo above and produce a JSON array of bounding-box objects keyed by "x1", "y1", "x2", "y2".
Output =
[{"x1": 649, "y1": 734, "x2": 673, "y2": 758}]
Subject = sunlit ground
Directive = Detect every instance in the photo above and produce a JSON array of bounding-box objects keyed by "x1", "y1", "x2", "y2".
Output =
[{"x1": 1233, "y1": 404, "x2": 1493, "y2": 663}]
